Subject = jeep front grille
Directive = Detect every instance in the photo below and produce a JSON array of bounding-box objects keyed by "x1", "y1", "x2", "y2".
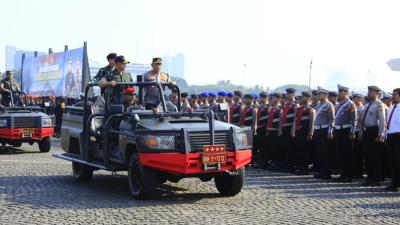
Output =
[
  {"x1": 188, "y1": 130, "x2": 233, "y2": 152},
  {"x1": 13, "y1": 117, "x2": 39, "y2": 128}
]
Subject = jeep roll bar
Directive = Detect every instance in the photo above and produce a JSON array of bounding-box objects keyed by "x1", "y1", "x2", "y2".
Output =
[{"x1": 1, "y1": 91, "x2": 28, "y2": 108}]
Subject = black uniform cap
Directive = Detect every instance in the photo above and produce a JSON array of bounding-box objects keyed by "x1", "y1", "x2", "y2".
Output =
[
  {"x1": 301, "y1": 91, "x2": 311, "y2": 98},
  {"x1": 234, "y1": 91, "x2": 243, "y2": 97},
  {"x1": 243, "y1": 94, "x2": 254, "y2": 99},
  {"x1": 259, "y1": 91, "x2": 269, "y2": 98},
  {"x1": 107, "y1": 53, "x2": 117, "y2": 60},
  {"x1": 285, "y1": 88, "x2": 296, "y2": 94},
  {"x1": 5, "y1": 70, "x2": 13, "y2": 75},
  {"x1": 181, "y1": 92, "x2": 189, "y2": 98},
  {"x1": 270, "y1": 93, "x2": 282, "y2": 98},
  {"x1": 152, "y1": 58, "x2": 162, "y2": 64},
  {"x1": 311, "y1": 90, "x2": 318, "y2": 95},
  {"x1": 115, "y1": 55, "x2": 130, "y2": 64},
  {"x1": 368, "y1": 86, "x2": 381, "y2": 92},
  {"x1": 190, "y1": 94, "x2": 198, "y2": 99},
  {"x1": 328, "y1": 91, "x2": 338, "y2": 97}
]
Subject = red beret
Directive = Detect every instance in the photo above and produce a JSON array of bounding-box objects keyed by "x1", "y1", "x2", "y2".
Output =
[{"x1": 124, "y1": 87, "x2": 136, "y2": 94}]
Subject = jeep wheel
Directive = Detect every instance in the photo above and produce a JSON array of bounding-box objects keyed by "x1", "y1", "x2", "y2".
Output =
[
  {"x1": 12, "y1": 142, "x2": 22, "y2": 148},
  {"x1": 72, "y1": 162, "x2": 94, "y2": 181},
  {"x1": 128, "y1": 154, "x2": 158, "y2": 199},
  {"x1": 214, "y1": 167, "x2": 244, "y2": 196},
  {"x1": 38, "y1": 137, "x2": 51, "y2": 153}
]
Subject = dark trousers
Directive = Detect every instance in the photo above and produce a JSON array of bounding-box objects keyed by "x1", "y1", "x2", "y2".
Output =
[
  {"x1": 335, "y1": 128, "x2": 353, "y2": 179},
  {"x1": 386, "y1": 133, "x2": 400, "y2": 186},
  {"x1": 255, "y1": 129, "x2": 267, "y2": 165},
  {"x1": 315, "y1": 128, "x2": 331, "y2": 177},
  {"x1": 294, "y1": 128, "x2": 310, "y2": 170},
  {"x1": 363, "y1": 126, "x2": 382, "y2": 182},
  {"x1": 267, "y1": 130, "x2": 280, "y2": 166},
  {"x1": 352, "y1": 131, "x2": 364, "y2": 177},
  {"x1": 282, "y1": 126, "x2": 295, "y2": 170}
]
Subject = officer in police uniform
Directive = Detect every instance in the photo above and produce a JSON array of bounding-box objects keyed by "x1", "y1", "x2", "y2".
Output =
[
  {"x1": 280, "y1": 88, "x2": 299, "y2": 172},
  {"x1": 180, "y1": 92, "x2": 192, "y2": 113},
  {"x1": 329, "y1": 91, "x2": 339, "y2": 107},
  {"x1": 255, "y1": 91, "x2": 269, "y2": 168},
  {"x1": 266, "y1": 93, "x2": 282, "y2": 170},
  {"x1": 240, "y1": 94, "x2": 257, "y2": 165},
  {"x1": 199, "y1": 92, "x2": 210, "y2": 109},
  {"x1": 0, "y1": 70, "x2": 21, "y2": 106},
  {"x1": 226, "y1": 92, "x2": 234, "y2": 105},
  {"x1": 142, "y1": 58, "x2": 176, "y2": 110},
  {"x1": 93, "y1": 53, "x2": 117, "y2": 96},
  {"x1": 359, "y1": 86, "x2": 386, "y2": 186},
  {"x1": 229, "y1": 91, "x2": 243, "y2": 126},
  {"x1": 313, "y1": 87, "x2": 335, "y2": 179},
  {"x1": 208, "y1": 92, "x2": 219, "y2": 113},
  {"x1": 291, "y1": 91, "x2": 315, "y2": 174},
  {"x1": 99, "y1": 55, "x2": 133, "y2": 104},
  {"x1": 189, "y1": 94, "x2": 200, "y2": 110},
  {"x1": 333, "y1": 84, "x2": 357, "y2": 182},
  {"x1": 352, "y1": 92, "x2": 365, "y2": 178},
  {"x1": 311, "y1": 90, "x2": 319, "y2": 109}
]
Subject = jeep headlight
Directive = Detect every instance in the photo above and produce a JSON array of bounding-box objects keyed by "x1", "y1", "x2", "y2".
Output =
[
  {"x1": 42, "y1": 117, "x2": 54, "y2": 127},
  {"x1": 234, "y1": 129, "x2": 253, "y2": 150},
  {"x1": 0, "y1": 119, "x2": 7, "y2": 127},
  {"x1": 137, "y1": 134, "x2": 176, "y2": 151}
]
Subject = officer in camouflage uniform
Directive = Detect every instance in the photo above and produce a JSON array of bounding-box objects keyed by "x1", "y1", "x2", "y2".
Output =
[
  {"x1": 359, "y1": 86, "x2": 386, "y2": 186},
  {"x1": 0, "y1": 70, "x2": 21, "y2": 106},
  {"x1": 313, "y1": 87, "x2": 335, "y2": 179},
  {"x1": 94, "y1": 53, "x2": 117, "y2": 96},
  {"x1": 334, "y1": 84, "x2": 357, "y2": 182},
  {"x1": 99, "y1": 55, "x2": 133, "y2": 104}
]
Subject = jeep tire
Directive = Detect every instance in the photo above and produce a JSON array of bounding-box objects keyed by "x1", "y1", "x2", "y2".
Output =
[
  {"x1": 72, "y1": 162, "x2": 94, "y2": 181},
  {"x1": 128, "y1": 154, "x2": 158, "y2": 199},
  {"x1": 214, "y1": 167, "x2": 244, "y2": 196}
]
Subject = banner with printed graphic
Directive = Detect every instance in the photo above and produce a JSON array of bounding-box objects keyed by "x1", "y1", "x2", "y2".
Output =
[{"x1": 22, "y1": 46, "x2": 89, "y2": 97}]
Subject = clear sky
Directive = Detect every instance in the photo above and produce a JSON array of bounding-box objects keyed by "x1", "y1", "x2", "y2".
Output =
[{"x1": 1, "y1": 0, "x2": 400, "y2": 91}]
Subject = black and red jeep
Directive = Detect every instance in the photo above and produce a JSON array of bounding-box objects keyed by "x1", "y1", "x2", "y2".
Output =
[
  {"x1": 0, "y1": 91, "x2": 55, "y2": 152},
  {"x1": 53, "y1": 81, "x2": 252, "y2": 199}
]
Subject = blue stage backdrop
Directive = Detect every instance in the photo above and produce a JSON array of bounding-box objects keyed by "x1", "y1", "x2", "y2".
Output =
[{"x1": 22, "y1": 46, "x2": 89, "y2": 98}]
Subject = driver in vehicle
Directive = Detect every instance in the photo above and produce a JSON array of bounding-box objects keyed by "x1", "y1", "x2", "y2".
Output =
[
  {"x1": 123, "y1": 87, "x2": 144, "y2": 111},
  {"x1": 0, "y1": 70, "x2": 23, "y2": 107},
  {"x1": 142, "y1": 58, "x2": 176, "y2": 111}
]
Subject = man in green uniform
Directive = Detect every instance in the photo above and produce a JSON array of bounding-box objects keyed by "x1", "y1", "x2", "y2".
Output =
[
  {"x1": 99, "y1": 55, "x2": 133, "y2": 104},
  {"x1": 0, "y1": 70, "x2": 21, "y2": 106},
  {"x1": 94, "y1": 53, "x2": 117, "y2": 96}
]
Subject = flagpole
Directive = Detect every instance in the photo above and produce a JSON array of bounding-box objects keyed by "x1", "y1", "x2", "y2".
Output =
[{"x1": 308, "y1": 58, "x2": 313, "y2": 92}]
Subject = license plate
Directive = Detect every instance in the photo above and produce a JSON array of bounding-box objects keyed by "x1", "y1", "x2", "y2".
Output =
[
  {"x1": 202, "y1": 145, "x2": 227, "y2": 164},
  {"x1": 21, "y1": 129, "x2": 32, "y2": 138}
]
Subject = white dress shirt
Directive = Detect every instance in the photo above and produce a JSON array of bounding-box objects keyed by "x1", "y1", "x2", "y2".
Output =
[{"x1": 386, "y1": 103, "x2": 400, "y2": 134}]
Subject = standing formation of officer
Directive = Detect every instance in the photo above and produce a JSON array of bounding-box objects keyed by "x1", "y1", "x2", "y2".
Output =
[{"x1": 181, "y1": 84, "x2": 400, "y2": 192}]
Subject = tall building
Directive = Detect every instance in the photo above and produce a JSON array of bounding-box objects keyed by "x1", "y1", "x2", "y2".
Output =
[
  {"x1": 5, "y1": 45, "x2": 46, "y2": 71},
  {"x1": 162, "y1": 53, "x2": 185, "y2": 79}
]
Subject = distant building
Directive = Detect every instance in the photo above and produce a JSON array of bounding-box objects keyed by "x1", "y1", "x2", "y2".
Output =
[
  {"x1": 6, "y1": 45, "x2": 46, "y2": 71},
  {"x1": 162, "y1": 53, "x2": 185, "y2": 79}
]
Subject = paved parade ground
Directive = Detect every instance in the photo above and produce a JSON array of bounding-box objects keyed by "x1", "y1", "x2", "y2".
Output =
[{"x1": 0, "y1": 140, "x2": 399, "y2": 225}]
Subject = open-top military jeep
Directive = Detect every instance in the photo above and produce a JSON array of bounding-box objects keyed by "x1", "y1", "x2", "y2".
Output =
[
  {"x1": 0, "y1": 91, "x2": 54, "y2": 152},
  {"x1": 53, "y1": 80, "x2": 252, "y2": 199}
]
